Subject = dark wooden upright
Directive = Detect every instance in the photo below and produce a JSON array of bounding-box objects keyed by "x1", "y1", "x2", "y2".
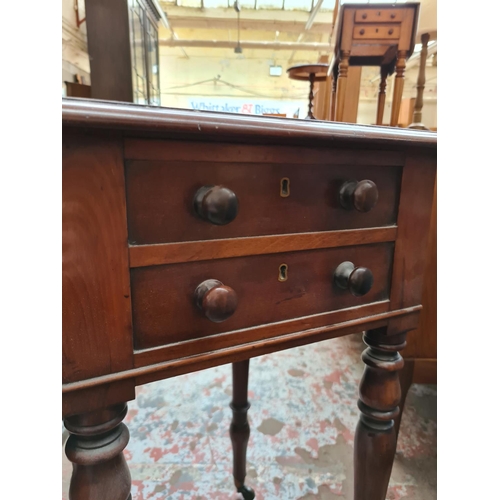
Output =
[
  {"x1": 62, "y1": 98, "x2": 436, "y2": 499},
  {"x1": 84, "y1": 0, "x2": 162, "y2": 104},
  {"x1": 84, "y1": 0, "x2": 134, "y2": 102}
]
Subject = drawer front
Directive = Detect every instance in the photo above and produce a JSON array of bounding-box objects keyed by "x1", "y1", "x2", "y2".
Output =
[
  {"x1": 126, "y1": 161, "x2": 401, "y2": 245},
  {"x1": 353, "y1": 25, "x2": 400, "y2": 40},
  {"x1": 131, "y1": 242, "x2": 394, "y2": 349},
  {"x1": 355, "y1": 9, "x2": 403, "y2": 23}
]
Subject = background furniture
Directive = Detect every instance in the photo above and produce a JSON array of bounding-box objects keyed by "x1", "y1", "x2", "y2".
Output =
[
  {"x1": 286, "y1": 63, "x2": 329, "y2": 119},
  {"x1": 313, "y1": 54, "x2": 362, "y2": 123},
  {"x1": 63, "y1": 98, "x2": 436, "y2": 500},
  {"x1": 84, "y1": 0, "x2": 163, "y2": 104},
  {"x1": 398, "y1": 98, "x2": 416, "y2": 128},
  {"x1": 402, "y1": 30, "x2": 437, "y2": 389},
  {"x1": 409, "y1": 33, "x2": 431, "y2": 130},
  {"x1": 329, "y1": 3, "x2": 419, "y2": 125},
  {"x1": 64, "y1": 82, "x2": 91, "y2": 98}
]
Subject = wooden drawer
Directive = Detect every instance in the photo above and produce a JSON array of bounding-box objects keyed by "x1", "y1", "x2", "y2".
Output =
[
  {"x1": 353, "y1": 25, "x2": 400, "y2": 40},
  {"x1": 355, "y1": 9, "x2": 403, "y2": 23},
  {"x1": 125, "y1": 160, "x2": 402, "y2": 245},
  {"x1": 131, "y1": 242, "x2": 394, "y2": 349}
]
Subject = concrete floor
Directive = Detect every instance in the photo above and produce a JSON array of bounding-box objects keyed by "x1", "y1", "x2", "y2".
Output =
[{"x1": 62, "y1": 334, "x2": 437, "y2": 499}]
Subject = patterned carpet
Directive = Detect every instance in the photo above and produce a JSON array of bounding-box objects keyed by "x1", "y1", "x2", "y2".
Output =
[{"x1": 62, "y1": 333, "x2": 437, "y2": 499}]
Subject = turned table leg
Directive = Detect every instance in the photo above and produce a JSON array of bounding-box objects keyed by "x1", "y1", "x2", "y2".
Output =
[
  {"x1": 64, "y1": 403, "x2": 132, "y2": 500},
  {"x1": 335, "y1": 50, "x2": 350, "y2": 122},
  {"x1": 390, "y1": 51, "x2": 408, "y2": 127},
  {"x1": 354, "y1": 329, "x2": 407, "y2": 500},
  {"x1": 230, "y1": 359, "x2": 255, "y2": 500},
  {"x1": 394, "y1": 358, "x2": 415, "y2": 440},
  {"x1": 409, "y1": 33, "x2": 431, "y2": 130},
  {"x1": 376, "y1": 66, "x2": 389, "y2": 125}
]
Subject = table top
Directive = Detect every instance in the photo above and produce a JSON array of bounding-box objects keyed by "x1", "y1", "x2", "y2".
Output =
[
  {"x1": 286, "y1": 63, "x2": 330, "y2": 82},
  {"x1": 61, "y1": 98, "x2": 436, "y2": 148}
]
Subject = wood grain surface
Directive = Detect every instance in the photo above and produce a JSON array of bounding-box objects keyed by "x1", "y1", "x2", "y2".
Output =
[
  {"x1": 62, "y1": 132, "x2": 134, "y2": 384},
  {"x1": 129, "y1": 227, "x2": 398, "y2": 267},
  {"x1": 126, "y1": 160, "x2": 402, "y2": 245},
  {"x1": 131, "y1": 243, "x2": 394, "y2": 349}
]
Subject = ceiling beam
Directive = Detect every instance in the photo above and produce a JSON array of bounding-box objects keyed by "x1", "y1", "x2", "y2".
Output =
[{"x1": 160, "y1": 38, "x2": 331, "y2": 51}]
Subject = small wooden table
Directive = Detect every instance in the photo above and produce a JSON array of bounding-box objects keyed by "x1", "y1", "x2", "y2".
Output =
[
  {"x1": 287, "y1": 63, "x2": 329, "y2": 119},
  {"x1": 330, "y1": 3, "x2": 419, "y2": 125},
  {"x1": 62, "y1": 98, "x2": 436, "y2": 500}
]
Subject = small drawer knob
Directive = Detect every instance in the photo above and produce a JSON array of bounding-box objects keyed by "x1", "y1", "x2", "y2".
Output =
[
  {"x1": 339, "y1": 179, "x2": 378, "y2": 212},
  {"x1": 360, "y1": 29, "x2": 365, "y2": 35},
  {"x1": 362, "y1": 13, "x2": 367, "y2": 19},
  {"x1": 195, "y1": 279, "x2": 238, "y2": 323},
  {"x1": 193, "y1": 185, "x2": 239, "y2": 225},
  {"x1": 388, "y1": 29, "x2": 394, "y2": 35},
  {"x1": 333, "y1": 262, "x2": 374, "y2": 297}
]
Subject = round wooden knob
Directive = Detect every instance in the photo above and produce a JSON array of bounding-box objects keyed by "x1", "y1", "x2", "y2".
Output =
[
  {"x1": 195, "y1": 279, "x2": 238, "y2": 323},
  {"x1": 339, "y1": 179, "x2": 379, "y2": 212},
  {"x1": 333, "y1": 262, "x2": 374, "y2": 297},
  {"x1": 360, "y1": 29, "x2": 365, "y2": 35},
  {"x1": 193, "y1": 185, "x2": 239, "y2": 225}
]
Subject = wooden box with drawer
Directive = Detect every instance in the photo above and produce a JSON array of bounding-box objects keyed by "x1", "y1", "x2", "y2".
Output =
[
  {"x1": 330, "y1": 3, "x2": 420, "y2": 126},
  {"x1": 62, "y1": 98, "x2": 437, "y2": 500}
]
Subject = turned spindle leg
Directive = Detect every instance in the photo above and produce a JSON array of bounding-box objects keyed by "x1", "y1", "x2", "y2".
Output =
[
  {"x1": 335, "y1": 50, "x2": 350, "y2": 122},
  {"x1": 376, "y1": 66, "x2": 389, "y2": 125},
  {"x1": 64, "y1": 403, "x2": 132, "y2": 500},
  {"x1": 230, "y1": 359, "x2": 255, "y2": 500},
  {"x1": 306, "y1": 72, "x2": 316, "y2": 119},
  {"x1": 409, "y1": 33, "x2": 430, "y2": 130},
  {"x1": 354, "y1": 329, "x2": 407, "y2": 500},
  {"x1": 390, "y1": 51, "x2": 408, "y2": 127}
]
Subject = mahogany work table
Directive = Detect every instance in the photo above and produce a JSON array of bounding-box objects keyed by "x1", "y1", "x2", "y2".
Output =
[{"x1": 62, "y1": 98, "x2": 437, "y2": 500}]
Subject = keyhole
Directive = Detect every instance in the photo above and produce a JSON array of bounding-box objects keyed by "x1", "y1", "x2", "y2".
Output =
[
  {"x1": 278, "y1": 264, "x2": 288, "y2": 282},
  {"x1": 280, "y1": 177, "x2": 290, "y2": 197}
]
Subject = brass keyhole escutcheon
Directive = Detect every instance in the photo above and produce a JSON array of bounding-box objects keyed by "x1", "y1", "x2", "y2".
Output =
[
  {"x1": 278, "y1": 264, "x2": 288, "y2": 282},
  {"x1": 280, "y1": 177, "x2": 290, "y2": 197}
]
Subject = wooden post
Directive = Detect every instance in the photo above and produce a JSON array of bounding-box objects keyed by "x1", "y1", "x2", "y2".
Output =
[
  {"x1": 376, "y1": 66, "x2": 389, "y2": 125},
  {"x1": 390, "y1": 51, "x2": 408, "y2": 127},
  {"x1": 64, "y1": 403, "x2": 132, "y2": 500},
  {"x1": 335, "y1": 50, "x2": 350, "y2": 122},
  {"x1": 230, "y1": 360, "x2": 255, "y2": 500},
  {"x1": 329, "y1": 65, "x2": 338, "y2": 121},
  {"x1": 354, "y1": 329, "x2": 407, "y2": 500},
  {"x1": 409, "y1": 33, "x2": 431, "y2": 130},
  {"x1": 307, "y1": 73, "x2": 316, "y2": 119}
]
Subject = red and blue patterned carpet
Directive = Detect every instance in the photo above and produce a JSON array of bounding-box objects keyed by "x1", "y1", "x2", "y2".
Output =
[{"x1": 62, "y1": 334, "x2": 436, "y2": 499}]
